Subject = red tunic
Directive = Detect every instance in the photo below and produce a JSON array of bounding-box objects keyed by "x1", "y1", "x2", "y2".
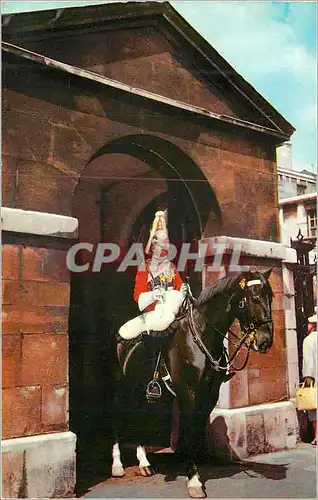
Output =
[{"x1": 133, "y1": 261, "x2": 183, "y2": 312}]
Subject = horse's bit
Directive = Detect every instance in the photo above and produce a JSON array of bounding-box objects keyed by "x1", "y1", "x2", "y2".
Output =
[{"x1": 187, "y1": 284, "x2": 272, "y2": 373}]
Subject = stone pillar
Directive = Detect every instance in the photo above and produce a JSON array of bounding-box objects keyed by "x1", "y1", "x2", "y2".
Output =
[
  {"x1": 282, "y1": 264, "x2": 299, "y2": 399},
  {"x1": 199, "y1": 236, "x2": 299, "y2": 460},
  {"x1": 1, "y1": 208, "x2": 78, "y2": 498}
]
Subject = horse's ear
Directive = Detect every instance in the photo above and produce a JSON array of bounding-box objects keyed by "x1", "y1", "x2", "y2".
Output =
[{"x1": 263, "y1": 268, "x2": 272, "y2": 281}]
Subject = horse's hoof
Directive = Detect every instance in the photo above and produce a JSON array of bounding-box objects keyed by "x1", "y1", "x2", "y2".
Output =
[
  {"x1": 188, "y1": 486, "x2": 207, "y2": 498},
  {"x1": 112, "y1": 466, "x2": 125, "y2": 477},
  {"x1": 139, "y1": 466, "x2": 154, "y2": 477}
]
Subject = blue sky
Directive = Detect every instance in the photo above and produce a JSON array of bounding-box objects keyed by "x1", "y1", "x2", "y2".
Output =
[{"x1": 2, "y1": 0, "x2": 317, "y2": 173}]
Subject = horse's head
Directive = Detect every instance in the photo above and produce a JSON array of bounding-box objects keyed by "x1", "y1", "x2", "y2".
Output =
[{"x1": 230, "y1": 269, "x2": 274, "y2": 354}]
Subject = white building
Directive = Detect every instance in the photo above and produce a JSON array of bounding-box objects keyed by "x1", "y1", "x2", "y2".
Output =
[
  {"x1": 277, "y1": 143, "x2": 316, "y2": 199},
  {"x1": 277, "y1": 143, "x2": 317, "y2": 264}
]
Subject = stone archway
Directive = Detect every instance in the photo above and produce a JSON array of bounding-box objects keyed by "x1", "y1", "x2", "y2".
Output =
[
  {"x1": 69, "y1": 134, "x2": 220, "y2": 492},
  {"x1": 87, "y1": 134, "x2": 221, "y2": 241}
]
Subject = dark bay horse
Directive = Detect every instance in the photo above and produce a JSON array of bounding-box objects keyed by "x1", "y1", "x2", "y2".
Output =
[{"x1": 110, "y1": 269, "x2": 274, "y2": 498}]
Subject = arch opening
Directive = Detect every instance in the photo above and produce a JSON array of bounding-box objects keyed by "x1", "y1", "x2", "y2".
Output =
[{"x1": 68, "y1": 134, "x2": 221, "y2": 491}]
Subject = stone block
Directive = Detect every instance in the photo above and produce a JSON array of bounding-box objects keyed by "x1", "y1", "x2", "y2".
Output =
[
  {"x1": 257, "y1": 205, "x2": 279, "y2": 242},
  {"x1": 2, "y1": 305, "x2": 69, "y2": 334},
  {"x1": 1, "y1": 450, "x2": 26, "y2": 498},
  {"x1": 21, "y1": 246, "x2": 70, "y2": 283},
  {"x1": 2, "y1": 244, "x2": 21, "y2": 280},
  {"x1": 248, "y1": 365, "x2": 288, "y2": 405},
  {"x1": 285, "y1": 327, "x2": 298, "y2": 352},
  {"x1": 3, "y1": 109, "x2": 54, "y2": 164},
  {"x1": 2, "y1": 154, "x2": 18, "y2": 207},
  {"x1": 38, "y1": 282, "x2": 70, "y2": 307},
  {"x1": 2, "y1": 334, "x2": 22, "y2": 388},
  {"x1": 51, "y1": 123, "x2": 93, "y2": 177},
  {"x1": 21, "y1": 246, "x2": 43, "y2": 281},
  {"x1": 234, "y1": 169, "x2": 275, "y2": 208},
  {"x1": 221, "y1": 201, "x2": 259, "y2": 239},
  {"x1": 2, "y1": 207, "x2": 78, "y2": 239},
  {"x1": 246, "y1": 412, "x2": 265, "y2": 455},
  {"x1": 283, "y1": 403, "x2": 298, "y2": 449},
  {"x1": 287, "y1": 361, "x2": 299, "y2": 398},
  {"x1": 16, "y1": 157, "x2": 77, "y2": 216},
  {"x1": 2, "y1": 386, "x2": 42, "y2": 439},
  {"x1": 2, "y1": 280, "x2": 70, "y2": 308},
  {"x1": 1, "y1": 432, "x2": 76, "y2": 498},
  {"x1": 42, "y1": 385, "x2": 68, "y2": 430},
  {"x1": 229, "y1": 369, "x2": 249, "y2": 409},
  {"x1": 263, "y1": 409, "x2": 286, "y2": 452},
  {"x1": 208, "y1": 401, "x2": 297, "y2": 461},
  {"x1": 21, "y1": 334, "x2": 68, "y2": 386},
  {"x1": 2, "y1": 280, "x2": 39, "y2": 306}
]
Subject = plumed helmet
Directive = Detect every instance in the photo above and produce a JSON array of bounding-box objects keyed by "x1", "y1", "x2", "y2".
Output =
[{"x1": 145, "y1": 210, "x2": 169, "y2": 254}]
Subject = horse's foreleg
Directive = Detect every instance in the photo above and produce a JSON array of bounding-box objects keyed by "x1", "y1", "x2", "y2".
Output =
[
  {"x1": 185, "y1": 385, "x2": 221, "y2": 497},
  {"x1": 177, "y1": 408, "x2": 206, "y2": 499},
  {"x1": 187, "y1": 471, "x2": 205, "y2": 499},
  {"x1": 137, "y1": 445, "x2": 154, "y2": 477},
  {"x1": 111, "y1": 442, "x2": 125, "y2": 477}
]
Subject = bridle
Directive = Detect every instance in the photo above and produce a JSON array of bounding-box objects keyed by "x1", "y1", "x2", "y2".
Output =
[{"x1": 186, "y1": 278, "x2": 273, "y2": 373}]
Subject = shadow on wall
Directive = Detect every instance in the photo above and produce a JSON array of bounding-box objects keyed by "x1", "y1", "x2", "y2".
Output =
[{"x1": 207, "y1": 415, "x2": 241, "y2": 461}]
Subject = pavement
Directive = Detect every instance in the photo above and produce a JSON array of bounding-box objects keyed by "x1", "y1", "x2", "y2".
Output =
[{"x1": 81, "y1": 443, "x2": 317, "y2": 498}]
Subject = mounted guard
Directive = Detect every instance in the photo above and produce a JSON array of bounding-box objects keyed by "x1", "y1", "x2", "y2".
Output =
[{"x1": 118, "y1": 210, "x2": 189, "y2": 340}]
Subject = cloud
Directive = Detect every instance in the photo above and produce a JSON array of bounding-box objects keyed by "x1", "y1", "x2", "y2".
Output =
[
  {"x1": 172, "y1": 1, "x2": 316, "y2": 85},
  {"x1": 172, "y1": 1, "x2": 317, "y2": 170},
  {"x1": 298, "y1": 103, "x2": 317, "y2": 123}
]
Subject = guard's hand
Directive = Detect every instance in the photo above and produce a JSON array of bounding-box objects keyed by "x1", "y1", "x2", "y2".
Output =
[
  {"x1": 152, "y1": 287, "x2": 165, "y2": 302},
  {"x1": 180, "y1": 283, "x2": 189, "y2": 297},
  {"x1": 303, "y1": 376, "x2": 315, "y2": 387}
]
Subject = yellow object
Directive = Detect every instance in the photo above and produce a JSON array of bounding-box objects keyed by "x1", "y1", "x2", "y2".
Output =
[
  {"x1": 296, "y1": 382, "x2": 317, "y2": 410},
  {"x1": 239, "y1": 278, "x2": 246, "y2": 289}
]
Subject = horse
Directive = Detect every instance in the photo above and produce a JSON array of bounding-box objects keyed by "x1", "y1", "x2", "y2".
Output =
[{"x1": 109, "y1": 269, "x2": 274, "y2": 498}]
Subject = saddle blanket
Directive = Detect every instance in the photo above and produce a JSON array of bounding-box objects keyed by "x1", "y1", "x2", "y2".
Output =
[{"x1": 118, "y1": 289, "x2": 184, "y2": 340}]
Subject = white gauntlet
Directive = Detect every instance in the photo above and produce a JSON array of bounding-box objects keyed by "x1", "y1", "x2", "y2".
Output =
[{"x1": 138, "y1": 288, "x2": 165, "y2": 311}]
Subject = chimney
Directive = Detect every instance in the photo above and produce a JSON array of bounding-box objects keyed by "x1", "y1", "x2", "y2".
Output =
[{"x1": 276, "y1": 142, "x2": 292, "y2": 170}]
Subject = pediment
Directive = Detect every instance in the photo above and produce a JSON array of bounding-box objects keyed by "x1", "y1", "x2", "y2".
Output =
[{"x1": 2, "y1": 2, "x2": 294, "y2": 136}]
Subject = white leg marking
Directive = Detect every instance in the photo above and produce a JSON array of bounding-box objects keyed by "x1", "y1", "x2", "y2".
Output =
[
  {"x1": 137, "y1": 445, "x2": 151, "y2": 467},
  {"x1": 188, "y1": 474, "x2": 203, "y2": 488},
  {"x1": 112, "y1": 442, "x2": 125, "y2": 477}
]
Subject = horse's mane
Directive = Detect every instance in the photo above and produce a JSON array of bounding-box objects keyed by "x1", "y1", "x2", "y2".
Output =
[
  {"x1": 196, "y1": 276, "x2": 238, "y2": 306},
  {"x1": 196, "y1": 272, "x2": 273, "y2": 307}
]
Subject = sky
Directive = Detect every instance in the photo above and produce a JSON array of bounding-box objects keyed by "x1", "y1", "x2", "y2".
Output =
[{"x1": 2, "y1": 0, "x2": 317, "y2": 173}]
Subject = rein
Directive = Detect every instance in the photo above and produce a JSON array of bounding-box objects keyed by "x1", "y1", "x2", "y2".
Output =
[
  {"x1": 188, "y1": 302, "x2": 252, "y2": 372},
  {"x1": 186, "y1": 288, "x2": 272, "y2": 373}
]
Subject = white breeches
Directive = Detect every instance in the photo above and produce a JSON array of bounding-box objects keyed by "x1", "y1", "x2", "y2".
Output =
[{"x1": 119, "y1": 289, "x2": 184, "y2": 340}]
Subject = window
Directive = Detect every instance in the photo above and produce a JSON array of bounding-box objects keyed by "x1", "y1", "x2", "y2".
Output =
[
  {"x1": 307, "y1": 209, "x2": 317, "y2": 238},
  {"x1": 297, "y1": 184, "x2": 307, "y2": 195}
]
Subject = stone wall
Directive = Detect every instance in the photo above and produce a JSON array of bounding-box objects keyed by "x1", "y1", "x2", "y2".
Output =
[
  {"x1": 3, "y1": 69, "x2": 278, "y2": 242},
  {"x1": 2, "y1": 239, "x2": 70, "y2": 439},
  {"x1": 2, "y1": 19, "x2": 288, "y2": 496}
]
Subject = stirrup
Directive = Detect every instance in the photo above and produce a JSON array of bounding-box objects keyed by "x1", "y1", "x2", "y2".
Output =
[{"x1": 146, "y1": 380, "x2": 162, "y2": 403}]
